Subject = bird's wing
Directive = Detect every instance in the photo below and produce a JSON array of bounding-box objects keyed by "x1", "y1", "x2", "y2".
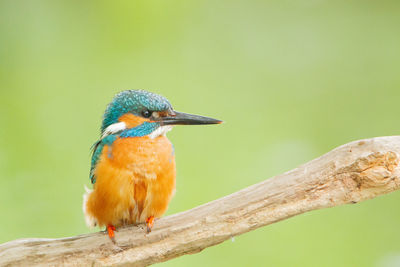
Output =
[
  {"x1": 89, "y1": 134, "x2": 119, "y2": 184},
  {"x1": 90, "y1": 140, "x2": 102, "y2": 184}
]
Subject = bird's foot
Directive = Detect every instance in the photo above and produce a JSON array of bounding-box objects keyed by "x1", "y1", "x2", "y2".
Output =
[
  {"x1": 146, "y1": 216, "x2": 155, "y2": 233},
  {"x1": 107, "y1": 224, "x2": 116, "y2": 243}
]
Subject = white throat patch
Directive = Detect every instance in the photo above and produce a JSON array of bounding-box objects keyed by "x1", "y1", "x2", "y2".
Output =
[
  {"x1": 101, "y1": 122, "x2": 126, "y2": 138},
  {"x1": 148, "y1": 125, "x2": 173, "y2": 139}
]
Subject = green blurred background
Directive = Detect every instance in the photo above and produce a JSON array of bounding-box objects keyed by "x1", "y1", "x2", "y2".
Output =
[{"x1": 1, "y1": 1, "x2": 400, "y2": 266}]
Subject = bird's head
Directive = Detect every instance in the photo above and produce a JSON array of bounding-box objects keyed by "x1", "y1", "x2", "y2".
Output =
[{"x1": 101, "y1": 90, "x2": 222, "y2": 139}]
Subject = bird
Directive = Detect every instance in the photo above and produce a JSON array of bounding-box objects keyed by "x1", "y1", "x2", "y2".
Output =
[{"x1": 83, "y1": 89, "x2": 222, "y2": 241}]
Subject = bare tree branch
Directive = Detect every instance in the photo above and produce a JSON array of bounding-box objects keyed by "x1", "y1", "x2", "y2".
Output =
[{"x1": 1, "y1": 136, "x2": 400, "y2": 267}]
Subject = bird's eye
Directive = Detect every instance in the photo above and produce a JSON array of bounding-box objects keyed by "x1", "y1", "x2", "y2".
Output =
[{"x1": 142, "y1": 110, "x2": 152, "y2": 118}]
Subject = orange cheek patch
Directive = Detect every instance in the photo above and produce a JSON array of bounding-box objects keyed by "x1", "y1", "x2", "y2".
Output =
[
  {"x1": 118, "y1": 113, "x2": 149, "y2": 128},
  {"x1": 156, "y1": 111, "x2": 169, "y2": 117}
]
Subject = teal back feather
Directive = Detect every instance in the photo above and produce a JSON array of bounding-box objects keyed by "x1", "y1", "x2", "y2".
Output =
[{"x1": 90, "y1": 135, "x2": 117, "y2": 184}]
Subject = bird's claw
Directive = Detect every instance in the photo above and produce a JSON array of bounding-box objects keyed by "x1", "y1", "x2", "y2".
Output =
[
  {"x1": 146, "y1": 216, "x2": 155, "y2": 233},
  {"x1": 107, "y1": 225, "x2": 116, "y2": 243}
]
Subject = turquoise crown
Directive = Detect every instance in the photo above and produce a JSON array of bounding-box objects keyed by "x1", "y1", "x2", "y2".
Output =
[{"x1": 101, "y1": 90, "x2": 172, "y2": 132}]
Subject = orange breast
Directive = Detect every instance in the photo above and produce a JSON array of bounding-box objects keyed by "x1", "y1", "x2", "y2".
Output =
[{"x1": 85, "y1": 135, "x2": 176, "y2": 227}]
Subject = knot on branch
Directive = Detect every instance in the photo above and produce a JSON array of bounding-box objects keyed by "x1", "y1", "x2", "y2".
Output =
[{"x1": 341, "y1": 151, "x2": 399, "y2": 189}]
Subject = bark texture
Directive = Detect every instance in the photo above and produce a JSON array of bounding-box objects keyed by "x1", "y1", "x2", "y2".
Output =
[{"x1": 1, "y1": 136, "x2": 400, "y2": 267}]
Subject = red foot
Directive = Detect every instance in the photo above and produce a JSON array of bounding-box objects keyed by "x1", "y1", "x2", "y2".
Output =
[
  {"x1": 107, "y1": 225, "x2": 116, "y2": 240},
  {"x1": 146, "y1": 216, "x2": 155, "y2": 233}
]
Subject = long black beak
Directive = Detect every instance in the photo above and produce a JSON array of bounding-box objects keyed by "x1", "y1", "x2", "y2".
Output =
[{"x1": 160, "y1": 111, "x2": 222, "y2": 126}]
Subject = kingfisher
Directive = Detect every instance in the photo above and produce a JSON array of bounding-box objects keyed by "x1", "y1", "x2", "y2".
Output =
[{"x1": 83, "y1": 89, "x2": 221, "y2": 241}]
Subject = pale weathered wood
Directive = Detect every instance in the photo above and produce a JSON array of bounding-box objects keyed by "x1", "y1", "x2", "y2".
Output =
[{"x1": 1, "y1": 136, "x2": 400, "y2": 267}]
